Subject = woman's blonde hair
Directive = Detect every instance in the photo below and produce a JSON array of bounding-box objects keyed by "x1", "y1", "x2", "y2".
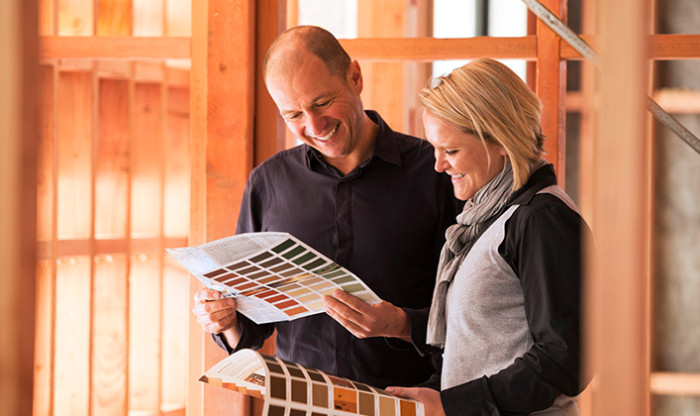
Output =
[{"x1": 419, "y1": 58, "x2": 545, "y2": 190}]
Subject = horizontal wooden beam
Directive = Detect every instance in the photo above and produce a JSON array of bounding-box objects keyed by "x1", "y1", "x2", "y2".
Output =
[
  {"x1": 340, "y1": 36, "x2": 538, "y2": 61},
  {"x1": 650, "y1": 372, "x2": 700, "y2": 396},
  {"x1": 566, "y1": 89, "x2": 700, "y2": 113},
  {"x1": 561, "y1": 34, "x2": 700, "y2": 60},
  {"x1": 40, "y1": 36, "x2": 190, "y2": 59},
  {"x1": 37, "y1": 237, "x2": 188, "y2": 258},
  {"x1": 38, "y1": 34, "x2": 700, "y2": 62}
]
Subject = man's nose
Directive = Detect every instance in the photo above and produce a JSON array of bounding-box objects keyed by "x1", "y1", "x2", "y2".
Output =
[{"x1": 305, "y1": 112, "x2": 327, "y2": 137}]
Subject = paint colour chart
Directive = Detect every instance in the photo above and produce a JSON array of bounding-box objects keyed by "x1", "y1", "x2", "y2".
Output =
[
  {"x1": 201, "y1": 349, "x2": 424, "y2": 416},
  {"x1": 167, "y1": 232, "x2": 381, "y2": 324}
]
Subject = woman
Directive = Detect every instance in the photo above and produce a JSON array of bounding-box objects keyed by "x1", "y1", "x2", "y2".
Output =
[{"x1": 387, "y1": 58, "x2": 589, "y2": 415}]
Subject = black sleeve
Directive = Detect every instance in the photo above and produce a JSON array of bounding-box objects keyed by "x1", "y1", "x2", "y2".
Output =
[{"x1": 440, "y1": 197, "x2": 588, "y2": 414}]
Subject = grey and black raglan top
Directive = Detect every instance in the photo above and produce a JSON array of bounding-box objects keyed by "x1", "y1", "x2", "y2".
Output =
[{"x1": 440, "y1": 164, "x2": 589, "y2": 415}]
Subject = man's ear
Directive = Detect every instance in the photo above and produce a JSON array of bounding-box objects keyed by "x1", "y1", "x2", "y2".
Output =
[{"x1": 347, "y1": 60, "x2": 363, "y2": 94}]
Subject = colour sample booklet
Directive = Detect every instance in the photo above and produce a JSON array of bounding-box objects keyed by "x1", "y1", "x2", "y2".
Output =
[
  {"x1": 201, "y1": 349, "x2": 425, "y2": 416},
  {"x1": 167, "y1": 232, "x2": 380, "y2": 324}
]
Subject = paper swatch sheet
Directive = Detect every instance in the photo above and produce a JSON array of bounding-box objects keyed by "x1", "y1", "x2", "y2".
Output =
[
  {"x1": 201, "y1": 349, "x2": 425, "y2": 416},
  {"x1": 167, "y1": 232, "x2": 381, "y2": 324}
]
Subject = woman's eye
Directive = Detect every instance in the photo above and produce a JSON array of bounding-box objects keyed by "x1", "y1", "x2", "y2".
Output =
[{"x1": 444, "y1": 149, "x2": 458, "y2": 155}]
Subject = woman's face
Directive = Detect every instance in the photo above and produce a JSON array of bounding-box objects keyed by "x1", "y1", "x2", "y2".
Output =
[{"x1": 423, "y1": 112, "x2": 508, "y2": 201}]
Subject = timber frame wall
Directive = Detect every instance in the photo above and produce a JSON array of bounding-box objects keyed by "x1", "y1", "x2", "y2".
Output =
[{"x1": 1, "y1": 1, "x2": 698, "y2": 416}]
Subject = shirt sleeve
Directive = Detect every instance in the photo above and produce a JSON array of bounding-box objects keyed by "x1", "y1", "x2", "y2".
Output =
[
  {"x1": 211, "y1": 171, "x2": 277, "y2": 354},
  {"x1": 440, "y1": 197, "x2": 588, "y2": 414},
  {"x1": 385, "y1": 187, "x2": 463, "y2": 356}
]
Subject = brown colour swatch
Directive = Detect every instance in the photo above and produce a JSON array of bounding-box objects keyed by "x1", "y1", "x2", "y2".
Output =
[
  {"x1": 333, "y1": 387, "x2": 358, "y2": 413},
  {"x1": 400, "y1": 400, "x2": 417, "y2": 416}
]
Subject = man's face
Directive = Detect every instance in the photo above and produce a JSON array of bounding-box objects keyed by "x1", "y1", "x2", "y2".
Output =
[{"x1": 265, "y1": 53, "x2": 366, "y2": 166}]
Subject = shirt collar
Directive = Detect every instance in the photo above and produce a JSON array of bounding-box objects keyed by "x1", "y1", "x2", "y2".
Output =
[
  {"x1": 304, "y1": 110, "x2": 402, "y2": 172},
  {"x1": 507, "y1": 163, "x2": 558, "y2": 206}
]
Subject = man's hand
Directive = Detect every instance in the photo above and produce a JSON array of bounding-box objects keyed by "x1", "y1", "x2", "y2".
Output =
[
  {"x1": 385, "y1": 387, "x2": 446, "y2": 416},
  {"x1": 323, "y1": 289, "x2": 411, "y2": 341},
  {"x1": 192, "y1": 288, "x2": 241, "y2": 346}
]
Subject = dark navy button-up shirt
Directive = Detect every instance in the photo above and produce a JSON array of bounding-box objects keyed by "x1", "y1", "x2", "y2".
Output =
[{"x1": 216, "y1": 111, "x2": 463, "y2": 388}]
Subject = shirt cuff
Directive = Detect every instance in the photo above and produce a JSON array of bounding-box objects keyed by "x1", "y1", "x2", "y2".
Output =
[
  {"x1": 440, "y1": 376, "x2": 499, "y2": 416},
  {"x1": 383, "y1": 307, "x2": 430, "y2": 356}
]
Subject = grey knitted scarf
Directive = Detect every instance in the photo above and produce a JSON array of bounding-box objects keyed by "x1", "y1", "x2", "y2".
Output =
[{"x1": 426, "y1": 160, "x2": 519, "y2": 348}]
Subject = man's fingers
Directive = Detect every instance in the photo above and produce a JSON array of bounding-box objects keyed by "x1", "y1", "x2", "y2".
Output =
[
  {"x1": 193, "y1": 287, "x2": 224, "y2": 303},
  {"x1": 200, "y1": 313, "x2": 237, "y2": 334},
  {"x1": 192, "y1": 296, "x2": 236, "y2": 314},
  {"x1": 329, "y1": 289, "x2": 371, "y2": 312}
]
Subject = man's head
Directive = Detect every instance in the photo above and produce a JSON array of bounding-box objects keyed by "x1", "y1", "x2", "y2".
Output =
[{"x1": 263, "y1": 26, "x2": 376, "y2": 174}]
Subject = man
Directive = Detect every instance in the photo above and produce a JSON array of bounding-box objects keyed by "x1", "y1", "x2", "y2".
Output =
[{"x1": 192, "y1": 25, "x2": 462, "y2": 388}]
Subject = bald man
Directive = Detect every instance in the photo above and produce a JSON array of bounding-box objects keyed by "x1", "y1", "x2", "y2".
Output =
[{"x1": 192, "y1": 26, "x2": 462, "y2": 388}]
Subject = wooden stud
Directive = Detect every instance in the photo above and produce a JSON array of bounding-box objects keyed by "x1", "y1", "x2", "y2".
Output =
[
  {"x1": 585, "y1": 0, "x2": 651, "y2": 415},
  {"x1": 190, "y1": 1, "x2": 256, "y2": 416},
  {"x1": 34, "y1": 63, "x2": 57, "y2": 416},
  {"x1": 0, "y1": 0, "x2": 39, "y2": 414},
  {"x1": 535, "y1": 0, "x2": 567, "y2": 185},
  {"x1": 254, "y1": 0, "x2": 287, "y2": 166}
]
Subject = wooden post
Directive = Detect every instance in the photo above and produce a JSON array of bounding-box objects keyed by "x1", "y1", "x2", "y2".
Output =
[
  {"x1": 535, "y1": 0, "x2": 567, "y2": 185},
  {"x1": 254, "y1": 0, "x2": 287, "y2": 166},
  {"x1": 584, "y1": 0, "x2": 651, "y2": 415},
  {"x1": 190, "y1": 1, "x2": 256, "y2": 415},
  {"x1": 0, "y1": 0, "x2": 38, "y2": 416}
]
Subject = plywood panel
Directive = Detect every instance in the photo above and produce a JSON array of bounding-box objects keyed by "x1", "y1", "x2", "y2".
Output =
[
  {"x1": 95, "y1": 77, "x2": 130, "y2": 239},
  {"x1": 57, "y1": 71, "x2": 93, "y2": 240},
  {"x1": 134, "y1": 0, "x2": 164, "y2": 36},
  {"x1": 132, "y1": 80, "x2": 164, "y2": 237},
  {"x1": 164, "y1": 86, "x2": 190, "y2": 238},
  {"x1": 91, "y1": 254, "x2": 128, "y2": 415},
  {"x1": 165, "y1": 0, "x2": 191, "y2": 36},
  {"x1": 96, "y1": 0, "x2": 132, "y2": 36},
  {"x1": 162, "y1": 254, "x2": 189, "y2": 409},
  {"x1": 129, "y1": 255, "x2": 162, "y2": 412},
  {"x1": 54, "y1": 256, "x2": 91, "y2": 416},
  {"x1": 58, "y1": 0, "x2": 94, "y2": 36}
]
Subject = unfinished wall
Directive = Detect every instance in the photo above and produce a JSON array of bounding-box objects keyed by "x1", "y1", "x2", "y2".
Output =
[{"x1": 653, "y1": 0, "x2": 700, "y2": 414}]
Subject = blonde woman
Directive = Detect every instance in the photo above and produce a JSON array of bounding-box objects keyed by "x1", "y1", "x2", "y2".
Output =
[{"x1": 388, "y1": 58, "x2": 590, "y2": 415}]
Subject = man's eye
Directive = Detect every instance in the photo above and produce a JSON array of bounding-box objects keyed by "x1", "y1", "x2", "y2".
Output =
[
  {"x1": 316, "y1": 100, "x2": 330, "y2": 108},
  {"x1": 285, "y1": 113, "x2": 302, "y2": 121}
]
